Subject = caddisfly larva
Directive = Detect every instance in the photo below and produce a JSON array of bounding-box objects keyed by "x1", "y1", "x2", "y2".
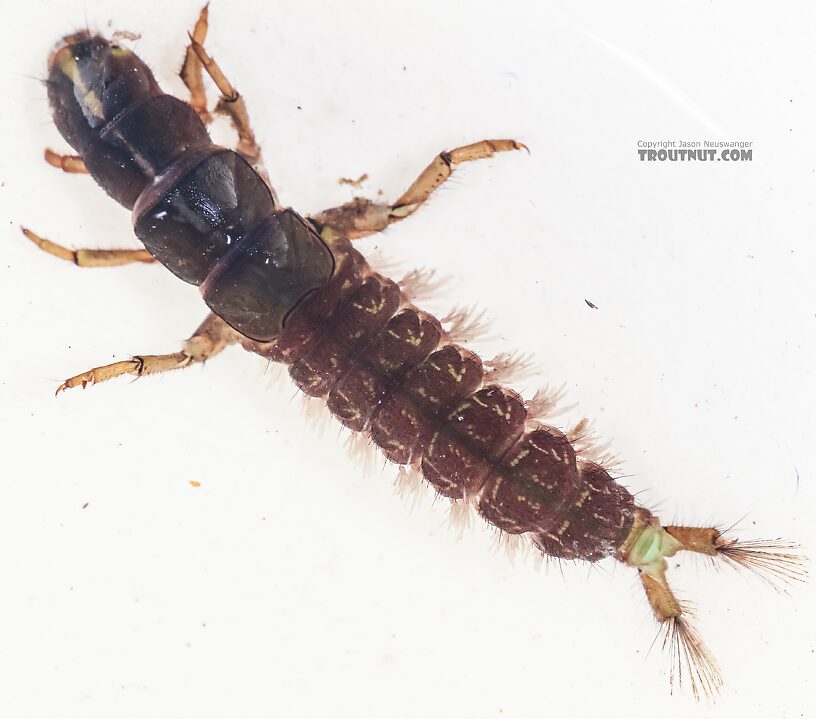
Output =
[{"x1": 22, "y1": 5, "x2": 805, "y2": 700}]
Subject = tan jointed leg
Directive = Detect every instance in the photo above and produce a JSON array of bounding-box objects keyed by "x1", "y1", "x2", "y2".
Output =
[
  {"x1": 183, "y1": 7, "x2": 267, "y2": 180},
  {"x1": 44, "y1": 148, "x2": 87, "y2": 174},
  {"x1": 312, "y1": 139, "x2": 527, "y2": 240},
  {"x1": 55, "y1": 314, "x2": 239, "y2": 395},
  {"x1": 21, "y1": 227, "x2": 155, "y2": 268},
  {"x1": 179, "y1": 3, "x2": 212, "y2": 122}
]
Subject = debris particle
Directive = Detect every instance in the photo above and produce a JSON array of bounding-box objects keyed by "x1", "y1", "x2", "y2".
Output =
[
  {"x1": 585, "y1": 299, "x2": 598, "y2": 309},
  {"x1": 338, "y1": 173, "x2": 369, "y2": 188},
  {"x1": 189, "y1": 480, "x2": 201, "y2": 488},
  {"x1": 112, "y1": 30, "x2": 141, "y2": 41}
]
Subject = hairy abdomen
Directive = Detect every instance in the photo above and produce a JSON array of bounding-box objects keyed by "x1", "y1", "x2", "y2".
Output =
[{"x1": 244, "y1": 238, "x2": 636, "y2": 562}]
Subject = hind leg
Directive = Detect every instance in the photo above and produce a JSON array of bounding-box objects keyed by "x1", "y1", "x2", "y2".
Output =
[
  {"x1": 312, "y1": 139, "x2": 527, "y2": 240},
  {"x1": 55, "y1": 314, "x2": 238, "y2": 395}
]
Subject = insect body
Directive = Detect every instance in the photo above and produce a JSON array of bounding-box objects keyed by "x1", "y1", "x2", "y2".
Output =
[
  {"x1": 25, "y1": 8, "x2": 802, "y2": 699},
  {"x1": 47, "y1": 32, "x2": 333, "y2": 341}
]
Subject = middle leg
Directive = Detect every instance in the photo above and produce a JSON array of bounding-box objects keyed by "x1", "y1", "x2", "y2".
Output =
[{"x1": 312, "y1": 139, "x2": 527, "y2": 240}]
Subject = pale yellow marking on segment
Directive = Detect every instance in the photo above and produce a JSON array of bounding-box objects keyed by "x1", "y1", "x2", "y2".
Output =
[
  {"x1": 508, "y1": 448, "x2": 530, "y2": 467},
  {"x1": 402, "y1": 328, "x2": 424, "y2": 347},
  {"x1": 447, "y1": 365, "x2": 465, "y2": 383},
  {"x1": 55, "y1": 49, "x2": 105, "y2": 122},
  {"x1": 493, "y1": 402, "x2": 512, "y2": 420},
  {"x1": 573, "y1": 488, "x2": 591, "y2": 509},
  {"x1": 416, "y1": 387, "x2": 440, "y2": 404}
]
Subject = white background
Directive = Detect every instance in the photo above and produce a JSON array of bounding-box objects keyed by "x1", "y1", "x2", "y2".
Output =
[{"x1": 1, "y1": 1, "x2": 815, "y2": 717}]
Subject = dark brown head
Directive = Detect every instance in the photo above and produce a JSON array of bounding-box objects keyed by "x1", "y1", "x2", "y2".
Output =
[{"x1": 47, "y1": 32, "x2": 161, "y2": 153}]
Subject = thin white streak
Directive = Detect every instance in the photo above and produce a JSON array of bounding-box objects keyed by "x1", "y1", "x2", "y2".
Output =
[{"x1": 577, "y1": 25, "x2": 727, "y2": 137}]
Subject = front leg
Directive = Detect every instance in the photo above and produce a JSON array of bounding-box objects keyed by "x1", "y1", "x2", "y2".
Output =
[
  {"x1": 44, "y1": 148, "x2": 87, "y2": 174},
  {"x1": 312, "y1": 139, "x2": 526, "y2": 239},
  {"x1": 56, "y1": 314, "x2": 238, "y2": 395},
  {"x1": 182, "y1": 5, "x2": 267, "y2": 181},
  {"x1": 179, "y1": 2, "x2": 212, "y2": 123}
]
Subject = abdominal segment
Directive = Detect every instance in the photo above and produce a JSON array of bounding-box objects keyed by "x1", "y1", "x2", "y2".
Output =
[{"x1": 243, "y1": 238, "x2": 637, "y2": 562}]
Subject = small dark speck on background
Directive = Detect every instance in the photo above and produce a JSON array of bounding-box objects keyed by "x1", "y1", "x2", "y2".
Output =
[{"x1": 585, "y1": 299, "x2": 598, "y2": 309}]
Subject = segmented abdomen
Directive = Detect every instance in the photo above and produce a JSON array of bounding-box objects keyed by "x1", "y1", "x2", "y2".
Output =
[{"x1": 245, "y1": 239, "x2": 636, "y2": 561}]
